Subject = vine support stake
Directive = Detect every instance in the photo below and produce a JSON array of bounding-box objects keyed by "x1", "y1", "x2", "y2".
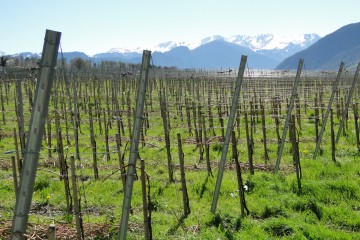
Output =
[
  {"x1": 11, "y1": 29, "x2": 61, "y2": 239},
  {"x1": 211, "y1": 55, "x2": 247, "y2": 213},
  {"x1": 274, "y1": 58, "x2": 303, "y2": 173},
  {"x1": 335, "y1": 62, "x2": 360, "y2": 143},
  {"x1": 313, "y1": 62, "x2": 344, "y2": 159},
  {"x1": 119, "y1": 50, "x2": 151, "y2": 240}
]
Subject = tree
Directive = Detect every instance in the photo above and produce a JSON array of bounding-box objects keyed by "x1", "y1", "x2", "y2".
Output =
[{"x1": 71, "y1": 57, "x2": 87, "y2": 72}]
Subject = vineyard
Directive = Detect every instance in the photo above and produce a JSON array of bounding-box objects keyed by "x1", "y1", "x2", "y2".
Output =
[{"x1": 1, "y1": 49, "x2": 360, "y2": 239}]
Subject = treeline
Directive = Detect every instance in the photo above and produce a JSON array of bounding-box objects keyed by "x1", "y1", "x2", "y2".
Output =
[{"x1": 0, "y1": 54, "x2": 180, "y2": 74}]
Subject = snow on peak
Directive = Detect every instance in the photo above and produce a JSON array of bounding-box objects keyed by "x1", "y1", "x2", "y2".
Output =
[
  {"x1": 152, "y1": 41, "x2": 189, "y2": 52},
  {"x1": 200, "y1": 35, "x2": 226, "y2": 45},
  {"x1": 104, "y1": 33, "x2": 320, "y2": 54},
  {"x1": 228, "y1": 33, "x2": 320, "y2": 51},
  {"x1": 107, "y1": 47, "x2": 142, "y2": 55}
]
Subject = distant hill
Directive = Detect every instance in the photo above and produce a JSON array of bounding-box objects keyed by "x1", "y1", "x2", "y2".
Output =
[
  {"x1": 1, "y1": 33, "x2": 320, "y2": 69},
  {"x1": 152, "y1": 40, "x2": 278, "y2": 69},
  {"x1": 106, "y1": 33, "x2": 319, "y2": 69},
  {"x1": 276, "y1": 22, "x2": 360, "y2": 70}
]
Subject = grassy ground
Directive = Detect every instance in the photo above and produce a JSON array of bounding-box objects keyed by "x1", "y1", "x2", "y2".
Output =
[{"x1": 0, "y1": 75, "x2": 360, "y2": 239}]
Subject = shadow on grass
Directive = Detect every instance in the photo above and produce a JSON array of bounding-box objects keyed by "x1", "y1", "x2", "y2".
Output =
[
  {"x1": 197, "y1": 174, "x2": 211, "y2": 199},
  {"x1": 166, "y1": 215, "x2": 187, "y2": 235},
  {"x1": 206, "y1": 213, "x2": 242, "y2": 240}
]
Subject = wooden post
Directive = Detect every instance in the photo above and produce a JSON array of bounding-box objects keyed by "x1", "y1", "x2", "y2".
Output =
[
  {"x1": 88, "y1": 105, "x2": 98, "y2": 179},
  {"x1": 295, "y1": 96, "x2": 302, "y2": 130},
  {"x1": 353, "y1": 103, "x2": 360, "y2": 151},
  {"x1": 57, "y1": 129, "x2": 72, "y2": 214},
  {"x1": 177, "y1": 133, "x2": 191, "y2": 217},
  {"x1": 313, "y1": 62, "x2": 344, "y2": 159},
  {"x1": 208, "y1": 96, "x2": 215, "y2": 136},
  {"x1": 16, "y1": 80, "x2": 25, "y2": 157},
  {"x1": 192, "y1": 101, "x2": 199, "y2": 144},
  {"x1": 47, "y1": 224, "x2": 56, "y2": 240},
  {"x1": 202, "y1": 114, "x2": 212, "y2": 176},
  {"x1": 11, "y1": 156, "x2": 19, "y2": 200},
  {"x1": 272, "y1": 98, "x2": 281, "y2": 142},
  {"x1": 72, "y1": 75, "x2": 81, "y2": 160},
  {"x1": 70, "y1": 156, "x2": 83, "y2": 240},
  {"x1": 314, "y1": 95, "x2": 320, "y2": 142},
  {"x1": 330, "y1": 109, "x2": 336, "y2": 162},
  {"x1": 159, "y1": 89, "x2": 174, "y2": 182},
  {"x1": 274, "y1": 59, "x2": 303, "y2": 173},
  {"x1": 47, "y1": 117, "x2": 52, "y2": 159},
  {"x1": 116, "y1": 133, "x2": 126, "y2": 190},
  {"x1": 103, "y1": 108, "x2": 110, "y2": 161},
  {"x1": 140, "y1": 159, "x2": 151, "y2": 240},
  {"x1": 260, "y1": 103, "x2": 269, "y2": 163},
  {"x1": 13, "y1": 128, "x2": 22, "y2": 175},
  {"x1": 336, "y1": 63, "x2": 360, "y2": 143},
  {"x1": 11, "y1": 29, "x2": 61, "y2": 239},
  {"x1": 211, "y1": 55, "x2": 247, "y2": 213},
  {"x1": 119, "y1": 50, "x2": 151, "y2": 240},
  {"x1": 289, "y1": 116, "x2": 301, "y2": 191},
  {"x1": 231, "y1": 131, "x2": 248, "y2": 216},
  {"x1": 245, "y1": 111, "x2": 254, "y2": 175},
  {"x1": 185, "y1": 98, "x2": 192, "y2": 135},
  {"x1": 0, "y1": 82, "x2": 6, "y2": 124},
  {"x1": 217, "y1": 102, "x2": 225, "y2": 139}
]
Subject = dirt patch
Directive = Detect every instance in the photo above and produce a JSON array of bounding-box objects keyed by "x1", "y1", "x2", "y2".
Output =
[{"x1": 0, "y1": 220, "x2": 115, "y2": 239}]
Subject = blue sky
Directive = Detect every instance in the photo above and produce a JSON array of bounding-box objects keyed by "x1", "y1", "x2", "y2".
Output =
[{"x1": 1, "y1": 0, "x2": 359, "y2": 55}]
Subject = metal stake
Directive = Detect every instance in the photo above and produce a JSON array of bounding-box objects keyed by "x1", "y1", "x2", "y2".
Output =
[{"x1": 11, "y1": 29, "x2": 61, "y2": 239}]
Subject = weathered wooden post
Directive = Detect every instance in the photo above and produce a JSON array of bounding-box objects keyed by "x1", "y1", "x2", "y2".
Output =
[
  {"x1": 274, "y1": 59, "x2": 303, "y2": 173},
  {"x1": 11, "y1": 29, "x2": 61, "y2": 239},
  {"x1": 313, "y1": 62, "x2": 344, "y2": 159},
  {"x1": 71, "y1": 74, "x2": 81, "y2": 160},
  {"x1": 11, "y1": 156, "x2": 19, "y2": 200},
  {"x1": 140, "y1": 159, "x2": 152, "y2": 240},
  {"x1": 119, "y1": 50, "x2": 151, "y2": 240},
  {"x1": 202, "y1": 114, "x2": 213, "y2": 176},
  {"x1": 289, "y1": 115, "x2": 301, "y2": 191},
  {"x1": 70, "y1": 155, "x2": 83, "y2": 240},
  {"x1": 16, "y1": 80, "x2": 25, "y2": 157},
  {"x1": 0, "y1": 82, "x2": 6, "y2": 124},
  {"x1": 47, "y1": 224, "x2": 56, "y2": 240},
  {"x1": 260, "y1": 103, "x2": 269, "y2": 163},
  {"x1": 13, "y1": 128, "x2": 22, "y2": 175},
  {"x1": 177, "y1": 133, "x2": 191, "y2": 217},
  {"x1": 244, "y1": 111, "x2": 254, "y2": 174},
  {"x1": 353, "y1": 103, "x2": 360, "y2": 151},
  {"x1": 211, "y1": 55, "x2": 247, "y2": 213},
  {"x1": 330, "y1": 109, "x2": 336, "y2": 162},
  {"x1": 159, "y1": 89, "x2": 174, "y2": 182},
  {"x1": 336, "y1": 63, "x2": 360, "y2": 143},
  {"x1": 88, "y1": 105, "x2": 98, "y2": 179},
  {"x1": 231, "y1": 131, "x2": 249, "y2": 216}
]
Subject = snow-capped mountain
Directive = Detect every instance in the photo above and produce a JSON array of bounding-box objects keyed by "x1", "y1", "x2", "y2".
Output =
[
  {"x1": 277, "y1": 22, "x2": 360, "y2": 70},
  {"x1": 228, "y1": 33, "x2": 319, "y2": 51},
  {"x1": 3, "y1": 33, "x2": 321, "y2": 69},
  {"x1": 101, "y1": 33, "x2": 320, "y2": 68},
  {"x1": 150, "y1": 33, "x2": 320, "y2": 53},
  {"x1": 106, "y1": 47, "x2": 143, "y2": 56}
]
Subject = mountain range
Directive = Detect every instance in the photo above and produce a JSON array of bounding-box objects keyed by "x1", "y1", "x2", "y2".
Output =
[
  {"x1": 3, "y1": 22, "x2": 360, "y2": 70},
  {"x1": 276, "y1": 22, "x2": 360, "y2": 70},
  {"x1": 92, "y1": 34, "x2": 320, "y2": 69},
  {"x1": 2, "y1": 33, "x2": 320, "y2": 69}
]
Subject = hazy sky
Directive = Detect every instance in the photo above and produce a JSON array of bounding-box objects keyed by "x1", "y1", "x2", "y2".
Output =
[{"x1": 1, "y1": 0, "x2": 359, "y2": 55}]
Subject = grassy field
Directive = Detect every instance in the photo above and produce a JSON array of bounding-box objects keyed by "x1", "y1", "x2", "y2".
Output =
[{"x1": 0, "y1": 69, "x2": 360, "y2": 239}]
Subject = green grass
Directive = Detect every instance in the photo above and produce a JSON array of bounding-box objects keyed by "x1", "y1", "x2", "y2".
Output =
[{"x1": 1, "y1": 75, "x2": 360, "y2": 239}]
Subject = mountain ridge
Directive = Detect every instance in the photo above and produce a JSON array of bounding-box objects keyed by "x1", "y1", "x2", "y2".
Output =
[
  {"x1": 276, "y1": 22, "x2": 360, "y2": 70},
  {"x1": 1, "y1": 33, "x2": 320, "y2": 69}
]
